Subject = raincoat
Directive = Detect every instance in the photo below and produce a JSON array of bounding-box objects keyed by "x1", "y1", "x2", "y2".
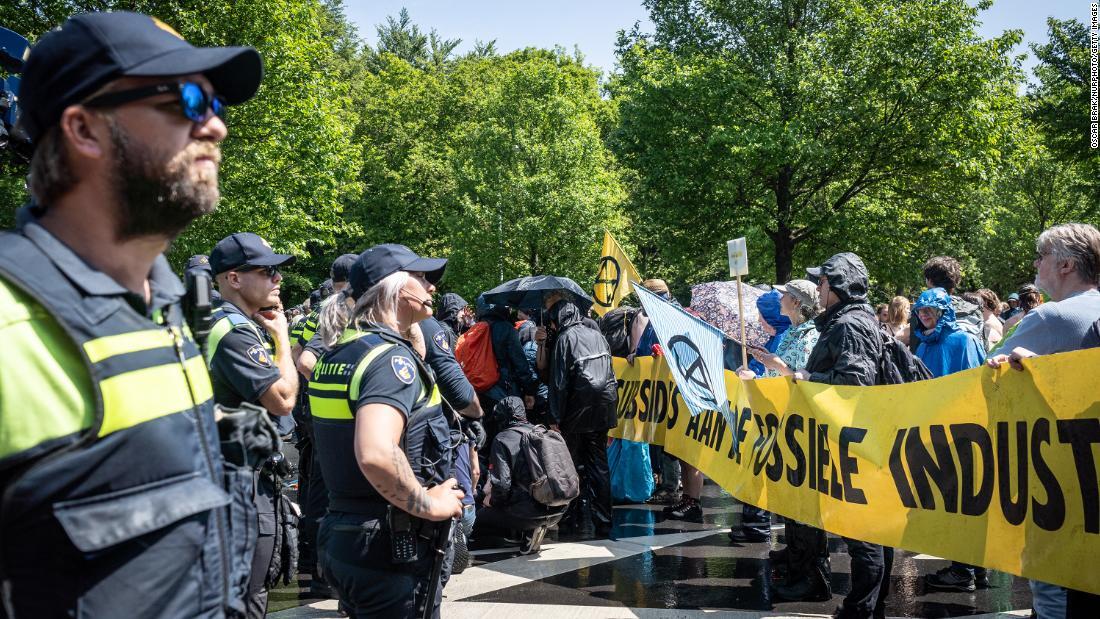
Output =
[
  {"x1": 913, "y1": 287, "x2": 985, "y2": 377},
  {"x1": 750, "y1": 290, "x2": 792, "y2": 376}
]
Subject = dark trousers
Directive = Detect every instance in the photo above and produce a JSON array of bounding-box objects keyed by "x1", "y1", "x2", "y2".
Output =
[
  {"x1": 298, "y1": 439, "x2": 329, "y2": 578},
  {"x1": 318, "y1": 511, "x2": 444, "y2": 619},
  {"x1": 838, "y1": 539, "x2": 893, "y2": 619},
  {"x1": 247, "y1": 471, "x2": 278, "y2": 619},
  {"x1": 563, "y1": 430, "x2": 613, "y2": 528},
  {"x1": 786, "y1": 521, "x2": 829, "y2": 583},
  {"x1": 740, "y1": 503, "x2": 771, "y2": 538}
]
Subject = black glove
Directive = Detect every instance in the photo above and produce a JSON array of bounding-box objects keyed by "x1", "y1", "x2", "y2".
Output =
[{"x1": 461, "y1": 418, "x2": 487, "y2": 451}]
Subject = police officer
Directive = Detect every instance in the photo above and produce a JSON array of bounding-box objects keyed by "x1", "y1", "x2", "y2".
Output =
[
  {"x1": 185, "y1": 253, "x2": 222, "y2": 302},
  {"x1": 0, "y1": 11, "x2": 261, "y2": 617},
  {"x1": 310, "y1": 244, "x2": 465, "y2": 618},
  {"x1": 207, "y1": 232, "x2": 299, "y2": 618},
  {"x1": 292, "y1": 252, "x2": 357, "y2": 595}
]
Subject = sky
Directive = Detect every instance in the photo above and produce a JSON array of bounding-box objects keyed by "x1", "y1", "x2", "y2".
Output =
[{"x1": 343, "y1": 0, "x2": 1088, "y2": 81}]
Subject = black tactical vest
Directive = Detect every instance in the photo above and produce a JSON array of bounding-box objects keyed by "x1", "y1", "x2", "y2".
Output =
[
  {"x1": 309, "y1": 327, "x2": 454, "y2": 513},
  {"x1": 0, "y1": 222, "x2": 232, "y2": 618}
]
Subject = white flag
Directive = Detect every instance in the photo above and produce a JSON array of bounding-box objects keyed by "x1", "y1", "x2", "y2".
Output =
[{"x1": 634, "y1": 284, "x2": 732, "y2": 424}]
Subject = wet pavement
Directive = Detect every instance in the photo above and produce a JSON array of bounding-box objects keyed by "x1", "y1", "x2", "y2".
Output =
[{"x1": 270, "y1": 481, "x2": 1033, "y2": 618}]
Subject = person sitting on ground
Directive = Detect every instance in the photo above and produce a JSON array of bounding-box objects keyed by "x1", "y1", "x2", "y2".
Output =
[
  {"x1": 885, "y1": 296, "x2": 911, "y2": 345},
  {"x1": 478, "y1": 397, "x2": 568, "y2": 555}
]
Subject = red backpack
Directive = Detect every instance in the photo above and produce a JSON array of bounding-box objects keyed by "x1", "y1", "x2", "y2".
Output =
[{"x1": 454, "y1": 322, "x2": 500, "y2": 393}]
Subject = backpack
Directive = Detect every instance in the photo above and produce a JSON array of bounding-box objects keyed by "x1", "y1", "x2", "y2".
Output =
[
  {"x1": 876, "y1": 326, "x2": 934, "y2": 385},
  {"x1": 569, "y1": 349, "x2": 618, "y2": 409},
  {"x1": 598, "y1": 306, "x2": 640, "y2": 357},
  {"x1": 455, "y1": 321, "x2": 500, "y2": 393},
  {"x1": 516, "y1": 424, "x2": 580, "y2": 507}
]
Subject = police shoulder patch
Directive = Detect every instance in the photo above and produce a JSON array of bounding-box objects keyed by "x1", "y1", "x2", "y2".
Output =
[
  {"x1": 432, "y1": 330, "x2": 450, "y2": 352},
  {"x1": 247, "y1": 344, "x2": 273, "y2": 368},
  {"x1": 391, "y1": 355, "x2": 416, "y2": 385}
]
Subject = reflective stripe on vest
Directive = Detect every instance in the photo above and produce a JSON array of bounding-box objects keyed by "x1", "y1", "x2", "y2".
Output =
[
  {"x1": 87, "y1": 326, "x2": 213, "y2": 436},
  {"x1": 205, "y1": 310, "x2": 271, "y2": 366},
  {"x1": 309, "y1": 339, "x2": 396, "y2": 420}
]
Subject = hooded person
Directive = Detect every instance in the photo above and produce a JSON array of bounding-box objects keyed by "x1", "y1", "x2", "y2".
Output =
[
  {"x1": 748, "y1": 289, "x2": 792, "y2": 375},
  {"x1": 472, "y1": 294, "x2": 540, "y2": 418},
  {"x1": 793, "y1": 252, "x2": 892, "y2": 618},
  {"x1": 438, "y1": 292, "x2": 470, "y2": 347},
  {"x1": 476, "y1": 396, "x2": 566, "y2": 555},
  {"x1": 912, "y1": 288, "x2": 985, "y2": 377},
  {"x1": 546, "y1": 299, "x2": 618, "y2": 536},
  {"x1": 907, "y1": 256, "x2": 985, "y2": 353}
]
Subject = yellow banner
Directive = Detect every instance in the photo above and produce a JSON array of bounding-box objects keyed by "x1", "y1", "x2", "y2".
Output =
[
  {"x1": 610, "y1": 351, "x2": 1100, "y2": 594},
  {"x1": 593, "y1": 231, "x2": 641, "y2": 316}
]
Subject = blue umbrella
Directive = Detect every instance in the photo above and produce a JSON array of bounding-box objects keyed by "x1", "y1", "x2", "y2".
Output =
[{"x1": 481, "y1": 274, "x2": 594, "y2": 314}]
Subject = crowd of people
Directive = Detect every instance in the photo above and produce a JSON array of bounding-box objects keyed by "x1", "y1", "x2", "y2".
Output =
[{"x1": 1, "y1": 10, "x2": 1097, "y2": 619}]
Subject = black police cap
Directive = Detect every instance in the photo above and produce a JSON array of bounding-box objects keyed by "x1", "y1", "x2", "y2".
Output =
[
  {"x1": 17, "y1": 11, "x2": 263, "y2": 145},
  {"x1": 330, "y1": 253, "x2": 358, "y2": 283},
  {"x1": 210, "y1": 232, "x2": 294, "y2": 275},
  {"x1": 348, "y1": 244, "x2": 446, "y2": 299},
  {"x1": 184, "y1": 254, "x2": 212, "y2": 275}
]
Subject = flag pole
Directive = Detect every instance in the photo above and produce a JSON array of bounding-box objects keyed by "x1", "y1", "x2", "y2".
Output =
[{"x1": 736, "y1": 274, "x2": 748, "y2": 369}]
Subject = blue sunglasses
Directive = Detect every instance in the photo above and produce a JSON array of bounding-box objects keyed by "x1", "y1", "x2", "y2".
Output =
[{"x1": 84, "y1": 81, "x2": 226, "y2": 123}]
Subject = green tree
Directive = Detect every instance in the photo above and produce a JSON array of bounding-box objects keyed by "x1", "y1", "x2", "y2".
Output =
[
  {"x1": 0, "y1": 0, "x2": 363, "y2": 303},
  {"x1": 610, "y1": 0, "x2": 1022, "y2": 288}
]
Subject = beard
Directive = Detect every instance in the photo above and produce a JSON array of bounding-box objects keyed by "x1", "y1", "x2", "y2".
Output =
[{"x1": 108, "y1": 119, "x2": 222, "y2": 240}]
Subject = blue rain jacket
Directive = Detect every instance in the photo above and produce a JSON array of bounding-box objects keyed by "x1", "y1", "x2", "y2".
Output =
[{"x1": 913, "y1": 288, "x2": 984, "y2": 377}]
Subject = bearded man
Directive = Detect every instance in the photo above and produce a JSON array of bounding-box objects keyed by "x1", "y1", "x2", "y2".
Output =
[{"x1": 0, "y1": 12, "x2": 262, "y2": 617}]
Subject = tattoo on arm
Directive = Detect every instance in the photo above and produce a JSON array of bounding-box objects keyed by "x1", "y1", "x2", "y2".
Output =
[{"x1": 379, "y1": 444, "x2": 433, "y2": 517}]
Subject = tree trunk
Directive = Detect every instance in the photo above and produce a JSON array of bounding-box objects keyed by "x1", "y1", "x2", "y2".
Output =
[{"x1": 773, "y1": 228, "x2": 795, "y2": 284}]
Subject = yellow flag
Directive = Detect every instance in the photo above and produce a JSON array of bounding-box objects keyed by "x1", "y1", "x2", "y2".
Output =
[{"x1": 592, "y1": 231, "x2": 641, "y2": 316}]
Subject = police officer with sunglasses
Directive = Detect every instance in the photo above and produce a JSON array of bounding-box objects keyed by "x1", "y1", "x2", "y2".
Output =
[
  {"x1": 207, "y1": 232, "x2": 300, "y2": 618},
  {"x1": 0, "y1": 11, "x2": 262, "y2": 618}
]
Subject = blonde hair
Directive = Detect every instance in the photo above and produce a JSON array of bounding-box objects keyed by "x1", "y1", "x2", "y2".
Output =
[
  {"x1": 317, "y1": 271, "x2": 409, "y2": 347},
  {"x1": 887, "y1": 296, "x2": 910, "y2": 327}
]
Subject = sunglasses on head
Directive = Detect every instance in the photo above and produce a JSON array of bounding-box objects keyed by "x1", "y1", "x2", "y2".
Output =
[
  {"x1": 236, "y1": 265, "x2": 280, "y2": 278},
  {"x1": 84, "y1": 81, "x2": 227, "y2": 124}
]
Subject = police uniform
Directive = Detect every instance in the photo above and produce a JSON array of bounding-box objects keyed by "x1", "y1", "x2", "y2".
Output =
[
  {"x1": 0, "y1": 216, "x2": 232, "y2": 618},
  {"x1": 206, "y1": 233, "x2": 296, "y2": 619},
  {"x1": 0, "y1": 11, "x2": 263, "y2": 618},
  {"x1": 311, "y1": 325, "x2": 455, "y2": 618}
]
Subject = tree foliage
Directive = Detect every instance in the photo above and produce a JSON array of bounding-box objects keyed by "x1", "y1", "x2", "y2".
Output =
[{"x1": 610, "y1": 0, "x2": 1023, "y2": 294}]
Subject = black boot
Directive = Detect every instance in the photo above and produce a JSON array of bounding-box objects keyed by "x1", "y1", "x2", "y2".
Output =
[{"x1": 775, "y1": 557, "x2": 831, "y2": 602}]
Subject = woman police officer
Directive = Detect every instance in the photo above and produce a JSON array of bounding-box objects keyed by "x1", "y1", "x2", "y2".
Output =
[{"x1": 310, "y1": 244, "x2": 464, "y2": 618}]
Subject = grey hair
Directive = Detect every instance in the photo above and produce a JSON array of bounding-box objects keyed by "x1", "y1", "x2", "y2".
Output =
[
  {"x1": 1037, "y1": 223, "x2": 1100, "y2": 285},
  {"x1": 796, "y1": 302, "x2": 820, "y2": 324},
  {"x1": 317, "y1": 270, "x2": 410, "y2": 348}
]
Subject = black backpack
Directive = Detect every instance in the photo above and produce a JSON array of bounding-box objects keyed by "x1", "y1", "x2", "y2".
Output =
[
  {"x1": 516, "y1": 425, "x2": 580, "y2": 507},
  {"x1": 598, "y1": 306, "x2": 639, "y2": 357},
  {"x1": 569, "y1": 349, "x2": 618, "y2": 408},
  {"x1": 876, "y1": 326, "x2": 933, "y2": 385}
]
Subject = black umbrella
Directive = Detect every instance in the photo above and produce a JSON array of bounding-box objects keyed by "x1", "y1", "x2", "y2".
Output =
[{"x1": 481, "y1": 274, "x2": 594, "y2": 314}]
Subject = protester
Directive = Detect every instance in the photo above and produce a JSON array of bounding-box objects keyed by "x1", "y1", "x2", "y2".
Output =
[
  {"x1": 975, "y1": 288, "x2": 1004, "y2": 350},
  {"x1": 908, "y1": 256, "x2": 983, "y2": 352},
  {"x1": 1000, "y1": 292, "x2": 1022, "y2": 321},
  {"x1": 986, "y1": 223, "x2": 1100, "y2": 619},
  {"x1": 885, "y1": 295, "x2": 911, "y2": 345},
  {"x1": 875, "y1": 303, "x2": 888, "y2": 323},
  {"x1": 911, "y1": 287, "x2": 988, "y2": 593},
  {"x1": 438, "y1": 292, "x2": 472, "y2": 347},
  {"x1": 515, "y1": 308, "x2": 538, "y2": 344},
  {"x1": 478, "y1": 397, "x2": 568, "y2": 554},
  {"x1": 542, "y1": 296, "x2": 618, "y2": 537},
  {"x1": 737, "y1": 280, "x2": 827, "y2": 601},
  {"x1": 1003, "y1": 283, "x2": 1043, "y2": 330},
  {"x1": 794, "y1": 252, "x2": 892, "y2": 619}
]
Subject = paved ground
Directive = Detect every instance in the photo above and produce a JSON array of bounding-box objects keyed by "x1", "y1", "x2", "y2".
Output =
[{"x1": 269, "y1": 481, "x2": 1032, "y2": 618}]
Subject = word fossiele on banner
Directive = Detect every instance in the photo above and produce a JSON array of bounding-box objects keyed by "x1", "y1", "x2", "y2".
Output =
[{"x1": 609, "y1": 353, "x2": 1100, "y2": 595}]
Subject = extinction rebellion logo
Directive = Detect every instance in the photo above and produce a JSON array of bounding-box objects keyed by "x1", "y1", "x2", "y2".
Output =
[
  {"x1": 667, "y1": 335, "x2": 720, "y2": 410},
  {"x1": 593, "y1": 256, "x2": 621, "y2": 308}
]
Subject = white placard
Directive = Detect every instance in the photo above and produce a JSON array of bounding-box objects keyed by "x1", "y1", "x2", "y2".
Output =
[{"x1": 727, "y1": 237, "x2": 748, "y2": 277}]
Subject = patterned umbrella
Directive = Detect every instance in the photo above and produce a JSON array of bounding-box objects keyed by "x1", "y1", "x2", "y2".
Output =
[{"x1": 689, "y1": 281, "x2": 771, "y2": 348}]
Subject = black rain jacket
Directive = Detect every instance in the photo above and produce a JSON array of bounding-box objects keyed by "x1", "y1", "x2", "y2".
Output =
[
  {"x1": 805, "y1": 254, "x2": 883, "y2": 387},
  {"x1": 488, "y1": 397, "x2": 560, "y2": 520},
  {"x1": 547, "y1": 300, "x2": 618, "y2": 432}
]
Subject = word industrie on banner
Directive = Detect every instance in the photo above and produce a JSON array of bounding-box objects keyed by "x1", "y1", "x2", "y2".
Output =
[
  {"x1": 592, "y1": 231, "x2": 641, "y2": 316},
  {"x1": 609, "y1": 352, "x2": 1100, "y2": 595}
]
